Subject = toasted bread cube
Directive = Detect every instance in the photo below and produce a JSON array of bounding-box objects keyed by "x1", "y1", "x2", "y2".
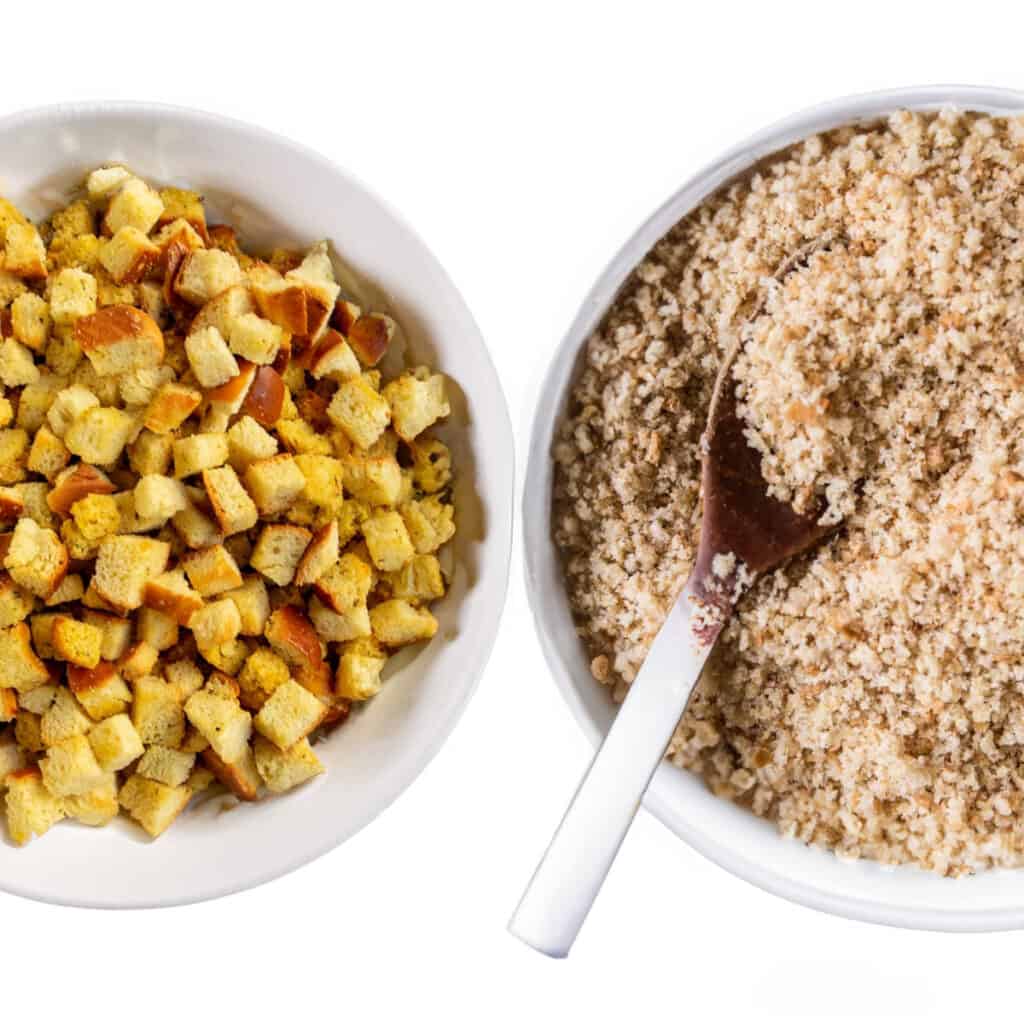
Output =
[
  {"x1": 68, "y1": 662, "x2": 131, "y2": 720},
  {"x1": 223, "y1": 575, "x2": 270, "y2": 636},
  {"x1": 86, "y1": 165, "x2": 130, "y2": 200},
  {"x1": 51, "y1": 615, "x2": 102, "y2": 668},
  {"x1": 227, "y1": 415, "x2": 277, "y2": 471},
  {"x1": 277, "y1": 417, "x2": 333, "y2": 457},
  {"x1": 330, "y1": 298, "x2": 362, "y2": 336},
  {"x1": 50, "y1": 268, "x2": 98, "y2": 326},
  {"x1": 182, "y1": 543, "x2": 242, "y2": 597},
  {"x1": 251, "y1": 524, "x2": 310, "y2": 586},
  {"x1": 0, "y1": 485, "x2": 23, "y2": 523},
  {"x1": 0, "y1": 338, "x2": 40, "y2": 388},
  {"x1": 64, "y1": 406, "x2": 136, "y2": 464},
  {"x1": 132, "y1": 674, "x2": 185, "y2": 747},
  {"x1": 295, "y1": 521, "x2": 339, "y2": 587},
  {"x1": 156, "y1": 188, "x2": 207, "y2": 236},
  {"x1": 0, "y1": 396, "x2": 12, "y2": 428},
  {"x1": 44, "y1": 568, "x2": 83, "y2": 604},
  {"x1": 29, "y1": 611, "x2": 61, "y2": 659},
  {"x1": 294, "y1": 453, "x2": 345, "y2": 510},
  {"x1": 309, "y1": 595, "x2": 370, "y2": 642},
  {"x1": 17, "y1": 682, "x2": 57, "y2": 716},
  {"x1": 347, "y1": 312, "x2": 394, "y2": 366},
  {"x1": 46, "y1": 462, "x2": 116, "y2": 516},
  {"x1": 401, "y1": 496, "x2": 456, "y2": 554},
  {"x1": 175, "y1": 249, "x2": 243, "y2": 305},
  {"x1": 118, "y1": 640, "x2": 158, "y2": 681},
  {"x1": 202, "y1": 465, "x2": 258, "y2": 535},
  {"x1": 164, "y1": 658, "x2": 205, "y2": 703},
  {"x1": 253, "y1": 734, "x2": 323, "y2": 793},
  {"x1": 137, "y1": 607, "x2": 180, "y2": 652},
  {"x1": 252, "y1": 277, "x2": 308, "y2": 337},
  {"x1": 40, "y1": 687, "x2": 93, "y2": 746},
  {"x1": 15, "y1": 481, "x2": 55, "y2": 529},
  {"x1": 335, "y1": 637, "x2": 388, "y2": 700},
  {"x1": 4, "y1": 767, "x2": 65, "y2": 844},
  {"x1": 188, "y1": 597, "x2": 240, "y2": 651},
  {"x1": 227, "y1": 313, "x2": 287, "y2": 365},
  {"x1": 370, "y1": 599, "x2": 438, "y2": 646},
  {"x1": 39, "y1": 734, "x2": 105, "y2": 797},
  {"x1": 4, "y1": 223, "x2": 47, "y2": 278},
  {"x1": 313, "y1": 556, "x2": 374, "y2": 622},
  {"x1": 184, "y1": 325, "x2": 238, "y2": 388},
  {"x1": 201, "y1": 746, "x2": 260, "y2": 801},
  {"x1": 112, "y1": 490, "x2": 165, "y2": 535},
  {"x1": 4, "y1": 518, "x2": 67, "y2": 598},
  {"x1": 286, "y1": 241, "x2": 340, "y2": 341},
  {"x1": 238, "y1": 647, "x2": 290, "y2": 710},
  {"x1": 46, "y1": 386, "x2": 99, "y2": 438},
  {"x1": 137, "y1": 745, "x2": 195, "y2": 788},
  {"x1": 27, "y1": 425, "x2": 70, "y2": 480},
  {"x1": 118, "y1": 364, "x2": 174, "y2": 407},
  {"x1": 171, "y1": 490, "x2": 223, "y2": 549},
  {"x1": 184, "y1": 688, "x2": 252, "y2": 762},
  {"x1": 143, "y1": 383, "x2": 201, "y2": 435},
  {"x1": 327, "y1": 376, "x2": 391, "y2": 450},
  {"x1": 92, "y1": 535, "x2": 170, "y2": 613},
  {"x1": 342, "y1": 451, "x2": 402, "y2": 505},
  {"x1": 0, "y1": 426, "x2": 29, "y2": 484},
  {"x1": 253, "y1": 678, "x2": 327, "y2": 751},
  {"x1": 128, "y1": 428, "x2": 174, "y2": 477},
  {"x1": 99, "y1": 225, "x2": 159, "y2": 284},
  {"x1": 63, "y1": 773, "x2": 119, "y2": 826},
  {"x1": 88, "y1": 712, "x2": 144, "y2": 771},
  {"x1": 173, "y1": 432, "x2": 229, "y2": 478},
  {"x1": 119, "y1": 774, "x2": 190, "y2": 838},
  {"x1": 0, "y1": 686, "x2": 17, "y2": 722},
  {"x1": 104, "y1": 177, "x2": 164, "y2": 234},
  {"x1": 199, "y1": 636, "x2": 249, "y2": 675},
  {"x1": 70, "y1": 492, "x2": 121, "y2": 541},
  {"x1": 10, "y1": 291, "x2": 51, "y2": 352},
  {"x1": 44, "y1": 330, "x2": 83, "y2": 376},
  {"x1": 243, "y1": 454, "x2": 306, "y2": 517},
  {"x1": 134, "y1": 474, "x2": 188, "y2": 524},
  {"x1": 74, "y1": 304, "x2": 163, "y2": 377},
  {"x1": 0, "y1": 573, "x2": 34, "y2": 627},
  {"x1": 15, "y1": 710, "x2": 44, "y2": 752},
  {"x1": 362, "y1": 510, "x2": 414, "y2": 572},
  {"x1": 408, "y1": 437, "x2": 451, "y2": 493},
  {"x1": 264, "y1": 605, "x2": 322, "y2": 668},
  {"x1": 83, "y1": 610, "x2": 133, "y2": 662},
  {"x1": 309, "y1": 329, "x2": 360, "y2": 381},
  {"x1": 0, "y1": 733, "x2": 26, "y2": 783}
]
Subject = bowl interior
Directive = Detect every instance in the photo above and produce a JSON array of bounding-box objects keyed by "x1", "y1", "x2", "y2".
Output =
[
  {"x1": 525, "y1": 85, "x2": 1024, "y2": 930},
  {"x1": 0, "y1": 103, "x2": 513, "y2": 908}
]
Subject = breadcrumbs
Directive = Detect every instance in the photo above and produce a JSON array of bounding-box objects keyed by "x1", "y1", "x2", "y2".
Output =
[{"x1": 554, "y1": 109, "x2": 1024, "y2": 876}]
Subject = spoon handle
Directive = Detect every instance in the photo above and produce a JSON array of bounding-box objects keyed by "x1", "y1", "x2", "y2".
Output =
[{"x1": 509, "y1": 582, "x2": 713, "y2": 957}]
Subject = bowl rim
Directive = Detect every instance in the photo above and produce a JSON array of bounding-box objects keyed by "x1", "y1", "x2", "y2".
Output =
[
  {"x1": 523, "y1": 83, "x2": 1024, "y2": 932},
  {"x1": 0, "y1": 100, "x2": 515, "y2": 909}
]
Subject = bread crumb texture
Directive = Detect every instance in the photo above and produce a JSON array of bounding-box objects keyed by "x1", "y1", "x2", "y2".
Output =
[
  {"x1": 0, "y1": 167, "x2": 457, "y2": 844},
  {"x1": 554, "y1": 109, "x2": 1024, "y2": 876}
]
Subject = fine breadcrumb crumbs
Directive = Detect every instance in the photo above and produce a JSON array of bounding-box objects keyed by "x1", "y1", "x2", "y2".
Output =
[{"x1": 553, "y1": 108, "x2": 1024, "y2": 877}]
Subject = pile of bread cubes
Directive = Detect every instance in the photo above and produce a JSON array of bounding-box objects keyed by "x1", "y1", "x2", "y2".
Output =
[{"x1": 0, "y1": 166, "x2": 455, "y2": 844}]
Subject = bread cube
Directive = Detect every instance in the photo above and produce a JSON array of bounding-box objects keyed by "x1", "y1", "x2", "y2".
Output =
[
  {"x1": 118, "y1": 363, "x2": 175, "y2": 406},
  {"x1": 347, "y1": 312, "x2": 394, "y2": 366},
  {"x1": 243, "y1": 454, "x2": 306, "y2": 517},
  {"x1": 163, "y1": 659, "x2": 205, "y2": 703},
  {"x1": 382, "y1": 553, "x2": 445, "y2": 603},
  {"x1": 63, "y1": 773, "x2": 119, "y2": 826},
  {"x1": 237, "y1": 647, "x2": 290, "y2": 710},
  {"x1": 128, "y1": 428, "x2": 174, "y2": 476},
  {"x1": 4, "y1": 518, "x2": 67, "y2": 598},
  {"x1": 327, "y1": 376, "x2": 391, "y2": 450},
  {"x1": 67, "y1": 662, "x2": 132, "y2": 720},
  {"x1": 293, "y1": 452, "x2": 344, "y2": 510},
  {"x1": 182, "y1": 543, "x2": 242, "y2": 597},
  {"x1": 201, "y1": 745, "x2": 261, "y2": 801},
  {"x1": 311, "y1": 551, "x2": 372, "y2": 614},
  {"x1": 408, "y1": 437, "x2": 451, "y2": 493},
  {"x1": 0, "y1": 686, "x2": 17, "y2": 723},
  {"x1": 401, "y1": 496, "x2": 456, "y2": 554},
  {"x1": 171, "y1": 490, "x2": 224, "y2": 549},
  {"x1": 46, "y1": 462, "x2": 117, "y2": 515},
  {"x1": 199, "y1": 465, "x2": 257, "y2": 537},
  {"x1": 295, "y1": 521, "x2": 339, "y2": 586},
  {"x1": 45, "y1": 573, "x2": 84, "y2": 607},
  {"x1": 99, "y1": 226, "x2": 159, "y2": 284},
  {"x1": 15, "y1": 481, "x2": 55, "y2": 529},
  {"x1": 112, "y1": 490, "x2": 165, "y2": 535},
  {"x1": 4, "y1": 223, "x2": 47, "y2": 278},
  {"x1": 253, "y1": 678, "x2": 327, "y2": 751},
  {"x1": 362, "y1": 510, "x2": 414, "y2": 572},
  {"x1": 335, "y1": 637, "x2": 388, "y2": 700},
  {"x1": 51, "y1": 616, "x2": 102, "y2": 668},
  {"x1": 251, "y1": 273, "x2": 308, "y2": 336},
  {"x1": 253, "y1": 734, "x2": 323, "y2": 794},
  {"x1": 223, "y1": 575, "x2": 270, "y2": 636},
  {"x1": 0, "y1": 427, "x2": 29, "y2": 484},
  {"x1": 143, "y1": 382, "x2": 201, "y2": 435},
  {"x1": 188, "y1": 598, "x2": 240, "y2": 651},
  {"x1": 29, "y1": 610, "x2": 61, "y2": 659},
  {"x1": 118, "y1": 639, "x2": 159, "y2": 680},
  {"x1": 93, "y1": 536, "x2": 170, "y2": 613},
  {"x1": 0, "y1": 573, "x2": 34, "y2": 628},
  {"x1": 40, "y1": 689, "x2": 93, "y2": 744},
  {"x1": 184, "y1": 688, "x2": 252, "y2": 762},
  {"x1": 82, "y1": 610, "x2": 133, "y2": 662},
  {"x1": 251, "y1": 524, "x2": 310, "y2": 586},
  {"x1": 173, "y1": 432, "x2": 229, "y2": 477},
  {"x1": 310, "y1": 329, "x2": 360, "y2": 381},
  {"x1": 185, "y1": 325, "x2": 238, "y2": 388},
  {"x1": 64, "y1": 406, "x2": 136, "y2": 464},
  {"x1": 227, "y1": 415, "x2": 277, "y2": 471},
  {"x1": 137, "y1": 745, "x2": 195, "y2": 788},
  {"x1": 104, "y1": 177, "x2": 164, "y2": 235},
  {"x1": 0, "y1": 733, "x2": 26, "y2": 784},
  {"x1": 119, "y1": 774, "x2": 191, "y2": 838},
  {"x1": 0, "y1": 338, "x2": 40, "y2": 387},
  {"x1": 50, "y1": 268, "x2": 98, "y2": 325},
  {"x1": 309, "y1": 595, "x2": 370, "y2": 642},
  {"x1": 133, "y1": 475, "x2": 187, "y2": 526},
  {"x1": 70, "y1": 492, "x2": 121, "y2": 541},
  {"x1": 39, "y1": 734, "x2": 106, "y2": 797},
  {"x1": 132, "y1": 674, "x2": 186, "y2": 747},
  {"x1": 88, "y1": 712, "x2": 145, "y2": 771},
  {"x1": 15, "y1": 710, "x2": 45, "y2": 752},
  {"x1": 46, "y1": 386, "x2": 99, "y2": 438},
  {"x1": 237, "y1": 364, "x2": 285, "y2": 426},
  {"x1": 370, "y1": 599, "x2": 438, "y2": 646},
  {"x1": 156, "y1": 186, "x2": 207, "y2": 236},
  {"x1": 199, "y1": 636, "x2": 249, "y2": 675},
  {"x1": 10, "y1": 292, "x2": 51, "y2": 352},
  {"x1": 264, "y1": 605, "x2": 322, "y2": 669},
  {"x1": 342, "y1": 451, "x2": 403, "y2": 505},
  {"x1": 27, "y1": 425, "x2": 70, "y2": 480},
  {"x1": 175, "y1": 249, "x2": 243, "y2": 305},
  {"x1": 86, "y1": 165, "x2": 130, "y2": 200},
  {"x1": 4, "y1": 767, "x2": 65, "y2": 844},
  {"x1": 285, "y1": 241, "x2": 340, "y2": 340},
  {"x1": 226, "y1": 313, "x2": 286, "y2": 365},
  {"x1": 75, "y1": 304, "x2": 163, "y2": 376}
]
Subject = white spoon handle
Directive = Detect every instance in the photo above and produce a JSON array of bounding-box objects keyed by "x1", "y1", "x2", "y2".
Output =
[{"x1": 509, "y1": 583, "x2": 713, "y2": 957}]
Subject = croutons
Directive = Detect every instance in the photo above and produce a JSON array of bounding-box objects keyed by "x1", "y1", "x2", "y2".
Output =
[
  {"x1": 335, "y1": 637, "x2": 388, "y2": 700},
  {"x1": 51, "y1": 615, "x2": 103, "y2": 668},
  {"x1": 39, "y1": 734, "x2": 106, "y2": 797},
  {"x1": 327, "y1": 376, "x2": 392, "y2": 450},
  {"x1": 347, "y1": 312, "x2": 395, "y2": 366},
  {"x1": 182, "y1": 543, "x2": 243, "y2": 597},
  {"x1": 250, "y1": 524, "x2": 311, "y2": 586},
  {"x1": 118, "y1": 774, "x2": 191, "y2": 838},
  {"x1": 227, "y1": 313, "x2": 287, "y2": 365},
  {"x1": 223, "y1": 575, "x2": 270, "y2": 636},
  {"x1": 104, "y1": 177, "x2": 164, "y2": 235},
  {"x1": 175, "y1": 249, "x2": 244, "y2": 305},
  {"x1": 5, "y1": 768, "x2": 65, "y2": 844},
  {"x1": 134, "y1": 473, "x2": 188, "y2": 522},
  {"x1": 74, "y1": 305, "x2": 164, "y2": 375},
  {"x1": 239, "y1": 365, "x2": 285, "y2": 426},
  {"x1": 5, "y1": 222, "x2": 47, "y2": 278},
  {"x1": 201, "y1": 746, "x2": 261, "y2": 801},
  {"x1": 369, "y1": 599, "x2": 439, "y2": 646},
  {"x1": 143, "y1": 382, "x2": 201, "y2": 435},
  {"x1": 237, "y1": 647, "x2": 290, "y2": 710},
  {"x1": 362, "y1": 509, "x2": 415, "y2": 572},
  {"x1": 309, "y1": 329, "x2": 360, "y2": 381},
  {"x1": 131, "y1": 674, "x2": 185, "y2": 747},
  {"x1": 295, "y1": 521, "x2": 339, "y2": 586},
  {"x1": 227, "y1": 415, "x2": 278, "y2": 470},
  {"x1": 243, "y1": 454, "x2": 306, "y2": 516},
  {"x1": 50, "y1": 268, "x2": 98, "y2": 325},
  {"x1": 253, "y1": 678, "x2": 327, "y2": 751},
  {"x1": 4, "y1": 517, "x2": 68, "y2": 598},
  {"x1": 264, "y1": 605, "x2": 322, "y2": 668},
  {"x1": 202, "y1": 465, "x2": 258, "y2": 536},
  {"x1": 173, "y1": 432, "x2": 230, "y2": 478},
  {"x1": 67, "y1": 662, "x2": 132, "y2": 720},
  {"x1": 253, "y1": 735, "x2": 324, "y2": 793},
  {"x1": 137, "y1": 745, "x2": 196, "y2": 787},
  {"x1": 46, "y1": 462, "x2": 117, "y2": 515},
  {"x1": 383, "y1": 371, "x2": 450, "y2": 441},
  {"x1": 188, "y1": 597, "x2": 241, "y2": 651},
  {"x1": 10, "y1": 292, "x2": 51, "y2": 352},
  {"x1": 64, "y1": 406, "x2": 136, "y2": 464},
  {"x1": 184, "y1": 687, "x2": 252, "y2": 763},
  {"x1": 0, "y1": 338, "x2": 41, "y2": 387},
  {"x1": 185, "y1": 325, "x2": 239, "y2": 388},
  {"x1": 143, "y1": 569, "x2": 203, "y2": 626},
  {"x1": 99, "y1": 226, "x2": 159, "y2": 284},
  {"x1": 92, "y1": 535, "x2": 171, "y2": 613},
  {"x1": 88, "y1": 712, "x2": 145, "y2": 771}
]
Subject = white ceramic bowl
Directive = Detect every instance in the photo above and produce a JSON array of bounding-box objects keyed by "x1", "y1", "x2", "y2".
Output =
[
  {"x1": 0, "y1": 102, "x2": 513, "y2": 908},
  {"x1": 524, "y1": 85, "x2": 1024, "y2": 931}
]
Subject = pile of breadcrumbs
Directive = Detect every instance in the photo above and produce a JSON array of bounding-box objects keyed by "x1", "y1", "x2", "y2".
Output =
[{"x1": 553, "y1": 109, "x2": 1024, "y2": 876}]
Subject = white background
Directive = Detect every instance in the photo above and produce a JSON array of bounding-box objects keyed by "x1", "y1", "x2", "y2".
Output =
[{"x1": 3, "y1": 2, "x2": 1024, "y2": 1021}]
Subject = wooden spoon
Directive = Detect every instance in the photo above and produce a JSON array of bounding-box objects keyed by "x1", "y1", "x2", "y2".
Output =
[{"x1": 510, "y1": 342, "x2": 836, "y2": 958}]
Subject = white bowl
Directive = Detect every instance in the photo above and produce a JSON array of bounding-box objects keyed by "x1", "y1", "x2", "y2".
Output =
[
  {"x1": 524, "y1": 85, "x2": 1024, "y2": 931},
  {"x1": 0, "y1": 102, "x2": 513, "y2": 908}
]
